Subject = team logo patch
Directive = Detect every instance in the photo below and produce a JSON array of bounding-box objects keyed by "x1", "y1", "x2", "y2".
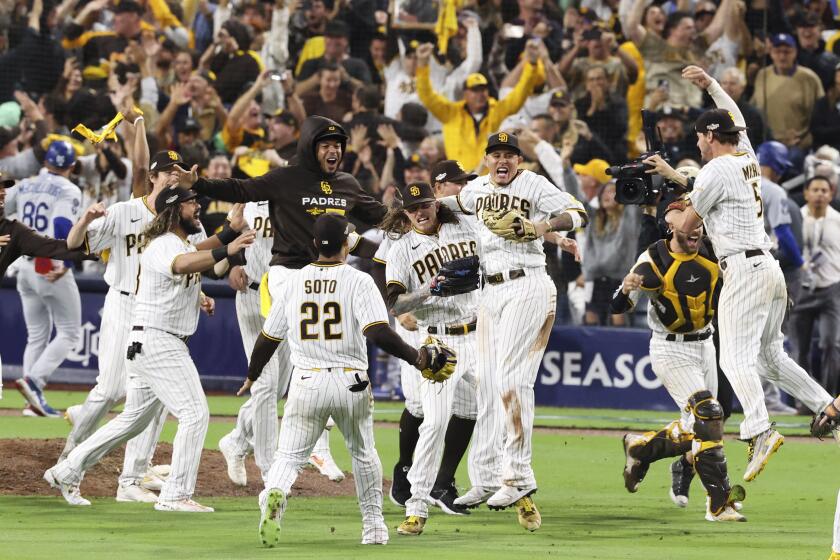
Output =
[
  {"x1": 435, "y1": 172, "x2": 447, "y2": 181},
  {"x1": 165, "y1": 194, "x2": 178, "y2": 204},
  {"x1": 409, "y1": 186, "x2": 421, "y2": 196},
  {"x1": 707, "y1": 123, "x2": 719, "y2": 131},
  {"x1": 168, "y1": 151, "x2": 179, "y2": 161},
  {"x1": 728, "y1": 111, "x2": 736, "y2": 124},
  {"x1": 456, "y1": 161, "x2": 465, "y2": 171},
  {"x1": 320, "y1": 181, "x2": 332, "y2": 195},
  {"x1": 498, "y1": 132, "x2": 508, "y2": 143},
  {"x1": 307, "y1": 208, "x2": 325, "y2": 216},
  {"x1": 328, "y1": 126, "x2": 336, "y2": 131}
]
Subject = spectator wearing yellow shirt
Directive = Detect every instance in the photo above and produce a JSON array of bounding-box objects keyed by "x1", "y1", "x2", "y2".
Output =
[{"x1": 415, "y1": 41, "x2": 541, "y2": 171}]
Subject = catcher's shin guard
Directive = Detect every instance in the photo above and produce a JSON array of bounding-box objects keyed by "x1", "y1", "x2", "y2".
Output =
[
  {"x1": 689, "y1": 390, "x2": 741, "y2": 515},
  {"x1": 627, "y1": 420, "x2": 694, "y2": 464}
]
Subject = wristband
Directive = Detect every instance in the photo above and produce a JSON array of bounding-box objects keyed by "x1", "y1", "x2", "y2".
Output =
[
  {"x1": 216, "y1": 223, "x2": 237, "y2": 244},
  {"x1": 132, "y1": 116, "x2": 144, "y2": 126},
  {"x1": 564, "y1": 210, "x2": 584, "y2": 230},
  {"x1": 211, "y1": 246, "x2": 228, "y2": 263}
]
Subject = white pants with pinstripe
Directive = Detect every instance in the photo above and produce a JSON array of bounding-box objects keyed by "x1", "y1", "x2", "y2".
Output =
[
  {"x1": 61, "y1": 288, "x2": 168, "y2": 487},
  {"x1": 224, "y1": 287, "x2": 286, "y2": 480},
  {"x1": 52, "y1": 328, "x2": 209, "y2": 502},
  {"x1": 398, "y1": 324, "x2": 423, "y2": 418},
  {"x1": 406, "y1": 330, "x2": 478, "y2": 518},
  {"x1": 265, "y1": 367, "x2": 386, "y2": 539},
  {"x1": 719, "y1": 254, "x2": 831, "y2": 439},
  {"x1": 649, "y1": 333, "x2": 718, "y2": 432},
  {"x1": 471, "y1": 270, "x2": 556, "y2": 489}
]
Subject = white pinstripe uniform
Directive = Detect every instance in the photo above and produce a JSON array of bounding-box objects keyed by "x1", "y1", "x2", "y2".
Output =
[
  {"x1": 262, "y1": 262, "x2": 389, "y2": 543},
  {"x1": 689, "y1": 82, "x2": 832, "y2": 441},
  {"x1": 9, "y1": 169, "x2": 82, "y2": 392},
  {"x1": 386, "y1": 219, "x2": 479, "y2": 520},
  {"x1": 456, "y1": 169, "x2": 584, "y2": 489},
  {"x1": 374, "y1": 236, "x2": 421, "y2": 412},
  {"x1": 52, "y1": 232, "x2": 211, "y2": 504},
  {"x1": 222, "y1": 201, "x2": 286, "y2": 478},
  {"x1": 623, "y1": 250, "x2": 718, "y2": 432},
  {"x1": 61, "y1": 197, "x2": 204, "y2": 486}
]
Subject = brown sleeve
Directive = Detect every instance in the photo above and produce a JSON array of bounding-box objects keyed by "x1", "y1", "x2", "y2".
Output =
[
  {"x1": 247, "y1": 332, "x2": 282, "y2": 381},
  {"x1": 350, "y1": 183, "x2": 388, "y2": 225},
  {"x1": 385, "y1": 281, "x2": 406, "y2": 310},
  {"x1": 14, "y1": 222, "x2": 98, "y2": 262},
  {"x1": 363, "y1": 322, "x2": 419, "y2": 365},
  {"x1": 371, "y1": 261, "x2": 387, "y2": 301},
  {"x1": 349, "y1": 235, "x2": 379, "y2": 259}
]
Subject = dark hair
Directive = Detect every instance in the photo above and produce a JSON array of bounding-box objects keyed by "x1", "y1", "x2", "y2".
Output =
[
  {"x1": 141, "y1": 205, "x2": 181, "y2": 248},
  {"x1": 805, "y1": 175, "x2": 833, "y2": 190},
  {"x1": 356, "y1": 85, "x2": 381, "y2": 111},
  {"x1": 320, "y1": 61, "x2": 341, "y2": 74},
  {"x1": 379, "y1": 203, "x2": 459, "y2": 239},
  {"x1": 532, "y1": 113, "x2": 556, "y2": 125},
  {"x1": 710, "y1": 130, "x2": 740, "y2": 146},
  {"x1": 664, "y1": 11, "x2": 692, "y2": 39}
]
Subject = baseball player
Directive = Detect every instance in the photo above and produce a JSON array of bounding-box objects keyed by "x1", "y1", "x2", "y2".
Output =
[
  {"x1": 443, "y1": 133, "x2": 585, "y2": 527},
  {"x1": 383, "y1": 180, "x2": 481, "y2": 535},
  {"x1": 379, "y1": 161, "x2": 479, "y2": 515},
  {"x1": 666, "y1": 65, "x2": 837, "y2": 481},
  {"x1": 45, "y1": 186, "x2": 255, "y2": 511},
  {"x1": 177, "y1": 116, "x2": 389, "y2": 480},
  {"x1": 612, "y1": 218, "x2": 745, "y2": 522},
  {"x1": 60, "y1": 143, "x2": 235, "y2": 501},
  {"x1": 0, "y1": 173, "x2": 96, "y2": 398},
  {"x1": 237, "y1": 214, "x2": 455, "y2": 547},
  {"x1": 9, "y1": 140, "x2": 83, "y2": 417}
]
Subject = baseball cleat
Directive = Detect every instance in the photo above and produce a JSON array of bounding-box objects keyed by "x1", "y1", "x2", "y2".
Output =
[
  {"x1": 16, "y1": 377, "x2": 60, "y2": 417},
  {"x1": 141, "y1": 469, "x2": 165, "y2": 492},
  {"x1": 705, "y1": 495, "x2": 746, "y2": 522},
  {"x1": 515, "y1": 496, "x2": 541, "y2": 532},
  {"x1": 389, "y1": 463, "x2": 411, "y2": 507},
  {"x1": 397, "y1": 515, "x2": 426, "y2": 536},
  {"x1": 743, "y1": 427, "x2": 784, "y2": 482},
  {"x1": 622, "y1": 434, "x2": 649, "y2": 493},
  {"x1": 431, "y1": 482, "x2": 470, "y2": 515},
  {"x1": 149, "y1": 464, "x2": 170, "y2": 478},
  {"x1": 154, "y1": 498, "x2": 214, "y2": 513},
  {"x1": 22, "y1": 405, "x2": 42, "y2": 417},
  {"x1": 309, "y1": 451, "x2": 345, "y2": 482},
  {"x1": 669, "y1": 457, "x2": 694, "y2": 507},
  {"x1": 453, "y1": 486, "x2": 498, "y2": 509},
  {"x1": 43, "y1": 468, "x2": 90, "y2": 506},
  {"x1": 64, "y1": 404, "x2": 82, "y2": 426},
  {"x1": 829, "y1": 550, "x2": 840, "y2": 560},
  {"x1": 361, "y1": 524, "x2": 389, "y2": 545},
  {"x1": 116, "y1": 483, "x2": 158, "y2": 503},
  {"x1": 219, "y1": 434, "x2": 247, "y2": 486},
  {"x1": 258, "y1": 488, "x2": 286, "y2": 548},
  {"x1": 487, "y1": 485, "x2": 537, "y2": 510}
]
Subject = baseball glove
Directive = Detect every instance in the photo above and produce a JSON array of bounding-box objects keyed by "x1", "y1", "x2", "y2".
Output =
[
  {"x1": 810, "y1": 403, "x2": 840, "y2": 440},
  {"x1": 482, "y1": 208, "x2": 539, "y2": 242},
  {"x1": 430, "y1": 256, "x2": 480, "y2": 297},
  {"x1": 417, "y1": 336, "x2": 457, "y2": 383}
]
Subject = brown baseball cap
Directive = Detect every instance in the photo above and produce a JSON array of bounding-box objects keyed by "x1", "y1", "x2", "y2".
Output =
[{"x1": 401, "y1": 182, "x2": 436, "y2": 209}]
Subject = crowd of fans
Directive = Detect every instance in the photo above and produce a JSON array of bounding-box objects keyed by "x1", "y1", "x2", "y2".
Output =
[{"x1": 1, "y1": 0, "x2": 840, "y2": 398}]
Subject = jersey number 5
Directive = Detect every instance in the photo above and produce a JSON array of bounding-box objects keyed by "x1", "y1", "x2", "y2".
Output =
[
  {"x1": 750, "y1": 179, "x2": 763, "y2": 218},
  {"x1": 300, "y1": 302, "x2": 343, "y2": 340}
]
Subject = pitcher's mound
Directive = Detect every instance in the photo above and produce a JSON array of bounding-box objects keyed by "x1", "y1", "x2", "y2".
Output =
[{"x1": 0, "y1": 439, "x2": 379, "y2": 498}]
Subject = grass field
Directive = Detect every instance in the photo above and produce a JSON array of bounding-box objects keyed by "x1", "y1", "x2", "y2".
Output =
[{"x1": 1, "y1": 389, "x2": 837, "y2": 560}]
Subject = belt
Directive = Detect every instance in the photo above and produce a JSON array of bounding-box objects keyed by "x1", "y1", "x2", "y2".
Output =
[
  {"x1": 132, "y1": 325, "x2": 190, "y2": 343},
  {"x1": 249, "y1": 282, "x2": 260, "y2": 291},
  {"x1": 720, "y1": 249, "x2": 766, "y2": 271},
  {"x1": 116, "y1": 289, "x2": 132, "y2": 296},
  {"x1": 484, "y1": 268, "x2": 527, "y2": 285},
  {"x1": 665, "y1": 330, "x2": 712, "y2": 342},
  {"x1": 427, "y1": 321, "x2": 477, "y2": 336},
  {"x1": 301, "y1": 367, "x2": 359, "y2": 372}
]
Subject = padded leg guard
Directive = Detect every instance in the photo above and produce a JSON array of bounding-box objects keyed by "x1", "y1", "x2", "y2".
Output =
[{"x1": 628, "y1": 421, "x2": 694, "y2": 464}]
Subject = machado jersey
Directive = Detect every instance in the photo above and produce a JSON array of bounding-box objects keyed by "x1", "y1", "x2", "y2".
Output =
[
  {"x1": 689, "y1": 134, "x2": 772, "y2": 258},
  {"x1": 385, "y1": 218, "x2": 478, "y2": 326},
  {"x1": 625, "y1": 239, "x2": 721, "y2": 335},
  {"x1": 85, "y1": 197, "x2": 206, "y2": 293},
  {"x1": 9, "y1": 168, "x2": 81, "y2": 240},
  {"x1": 262, "y1": 262, "x2": 390, "y2": 371},
  {"x1": 243, "y1": 201, "x2": 273, "y2": 281},
  {"x1": 132, "y1": 233, "x2": 204, "y2": 337},
  {"x1": 455, "y1": 169, "x2": 586, "y2": 272}
]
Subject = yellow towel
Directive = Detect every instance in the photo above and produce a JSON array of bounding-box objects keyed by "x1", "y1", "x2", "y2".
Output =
[
  {"x1": 73, "y1": 107, "x2": 143, "y2": 145},
  {"x1": 259, "y1": 272, "x2": 272, "y2": 318},
  {"x1": 435, "y1": 0, "x2": 460, "y2": 55}
]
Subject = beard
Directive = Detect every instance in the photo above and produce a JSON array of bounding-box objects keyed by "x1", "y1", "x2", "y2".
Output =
[{"x1": 180, "y1": 215, "x2": 202, "y2": 235}]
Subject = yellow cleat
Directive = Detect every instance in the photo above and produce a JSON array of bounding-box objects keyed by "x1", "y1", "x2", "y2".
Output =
[
  {"x1": 516, "y1": 496, "x2": 541, "y2": 532},
  {"x1": 829, "y1": 550, "x2": 840, "y2": 560},
  {"x1": 397, "y1": 515, "x2": 426, "y2": 536}
]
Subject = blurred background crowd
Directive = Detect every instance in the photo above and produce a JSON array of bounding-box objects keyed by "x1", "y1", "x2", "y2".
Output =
[{"x1": 0, "y1": 0, "x2": 839, "y2": 404}]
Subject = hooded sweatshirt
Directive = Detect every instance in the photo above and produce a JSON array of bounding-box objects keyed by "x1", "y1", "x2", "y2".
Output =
[{"x1": 192, "y1": 116, "x2": 387, "y2": 268}]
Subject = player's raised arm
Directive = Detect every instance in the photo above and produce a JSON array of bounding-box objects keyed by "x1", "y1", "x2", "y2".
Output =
[
  {"x1": 66, "y1": 202, "x2": 106, "y2": 250},
  {"x1": 683, "y1": 65, "x2": 751, "y2": 153},
  {"x1": 180, "y1": 165, "x2": 282, "y2": 204},
  {"x1": 172, "y1": 228, "x2": 255, "y2": 274}
]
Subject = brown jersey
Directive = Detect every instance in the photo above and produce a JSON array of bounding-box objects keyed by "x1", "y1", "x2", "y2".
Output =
[
  {"x1": 192, "y1": 116, "x2": 386, "y2": 269},
  {"x1": 0, "y1": 219, "x2": 96, "y2": 277}
]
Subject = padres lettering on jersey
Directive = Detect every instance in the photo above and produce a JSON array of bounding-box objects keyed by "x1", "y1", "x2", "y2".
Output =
[
  {"x1": 632, "y1": 239, "x2": 720, "y2": 334},
  {"x1": 262, "y1": 262, "x2": 389, "y2": 371},
  {"x1": 243, "y1": 201, "x2": 274, "y2": 282}
]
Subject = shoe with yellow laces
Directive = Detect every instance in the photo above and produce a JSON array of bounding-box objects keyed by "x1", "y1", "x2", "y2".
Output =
[
  {"x1": 829, "y1": 550, "x2": 840, "y2": 560},
  {"x1": 515, "y1": 496, "x2": 541, "y2": 532},
  {"x1": 397, "y1": 515, "x2": 426, "y2": 536}
]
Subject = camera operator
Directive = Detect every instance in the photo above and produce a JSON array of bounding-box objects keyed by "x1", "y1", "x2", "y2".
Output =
[{"x1": 636, "y1": 153, "x2": 697, "y2": 255}]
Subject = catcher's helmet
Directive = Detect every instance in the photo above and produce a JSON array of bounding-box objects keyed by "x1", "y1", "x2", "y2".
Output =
[
  {"x1": 757, "y1": 141, "x2": 792, "y2": 177},
  {"x1": 45, "y1": 140, "x2": 76, "y2": 170}
]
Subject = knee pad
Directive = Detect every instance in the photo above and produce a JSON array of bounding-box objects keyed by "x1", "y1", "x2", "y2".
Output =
[{"x1": 689, "y1": 390, "x2": 723, "y2": 442}]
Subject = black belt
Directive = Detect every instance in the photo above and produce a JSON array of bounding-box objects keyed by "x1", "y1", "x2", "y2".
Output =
[
  {"x1": 132, "y1": 325, "x2": 190, "y2": 343},
  {"x1": 665, "y1": 330, "x2": 712, "y2": 342},
  {"x1": 427, "y1": 321, "x2": 477, "y2": 336},
  {"x1": 720, "y1": 249, "x2": 766, "y2": 271},
  {"x1": 118, "y1": 290, "x2": 131, "y2": 296},
  {"x1": 485, "y1": 269, "x2": 527, "y2": 285},
  {"x1": 249, "y1": 282, "x2": 260, "y2": 291}
]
